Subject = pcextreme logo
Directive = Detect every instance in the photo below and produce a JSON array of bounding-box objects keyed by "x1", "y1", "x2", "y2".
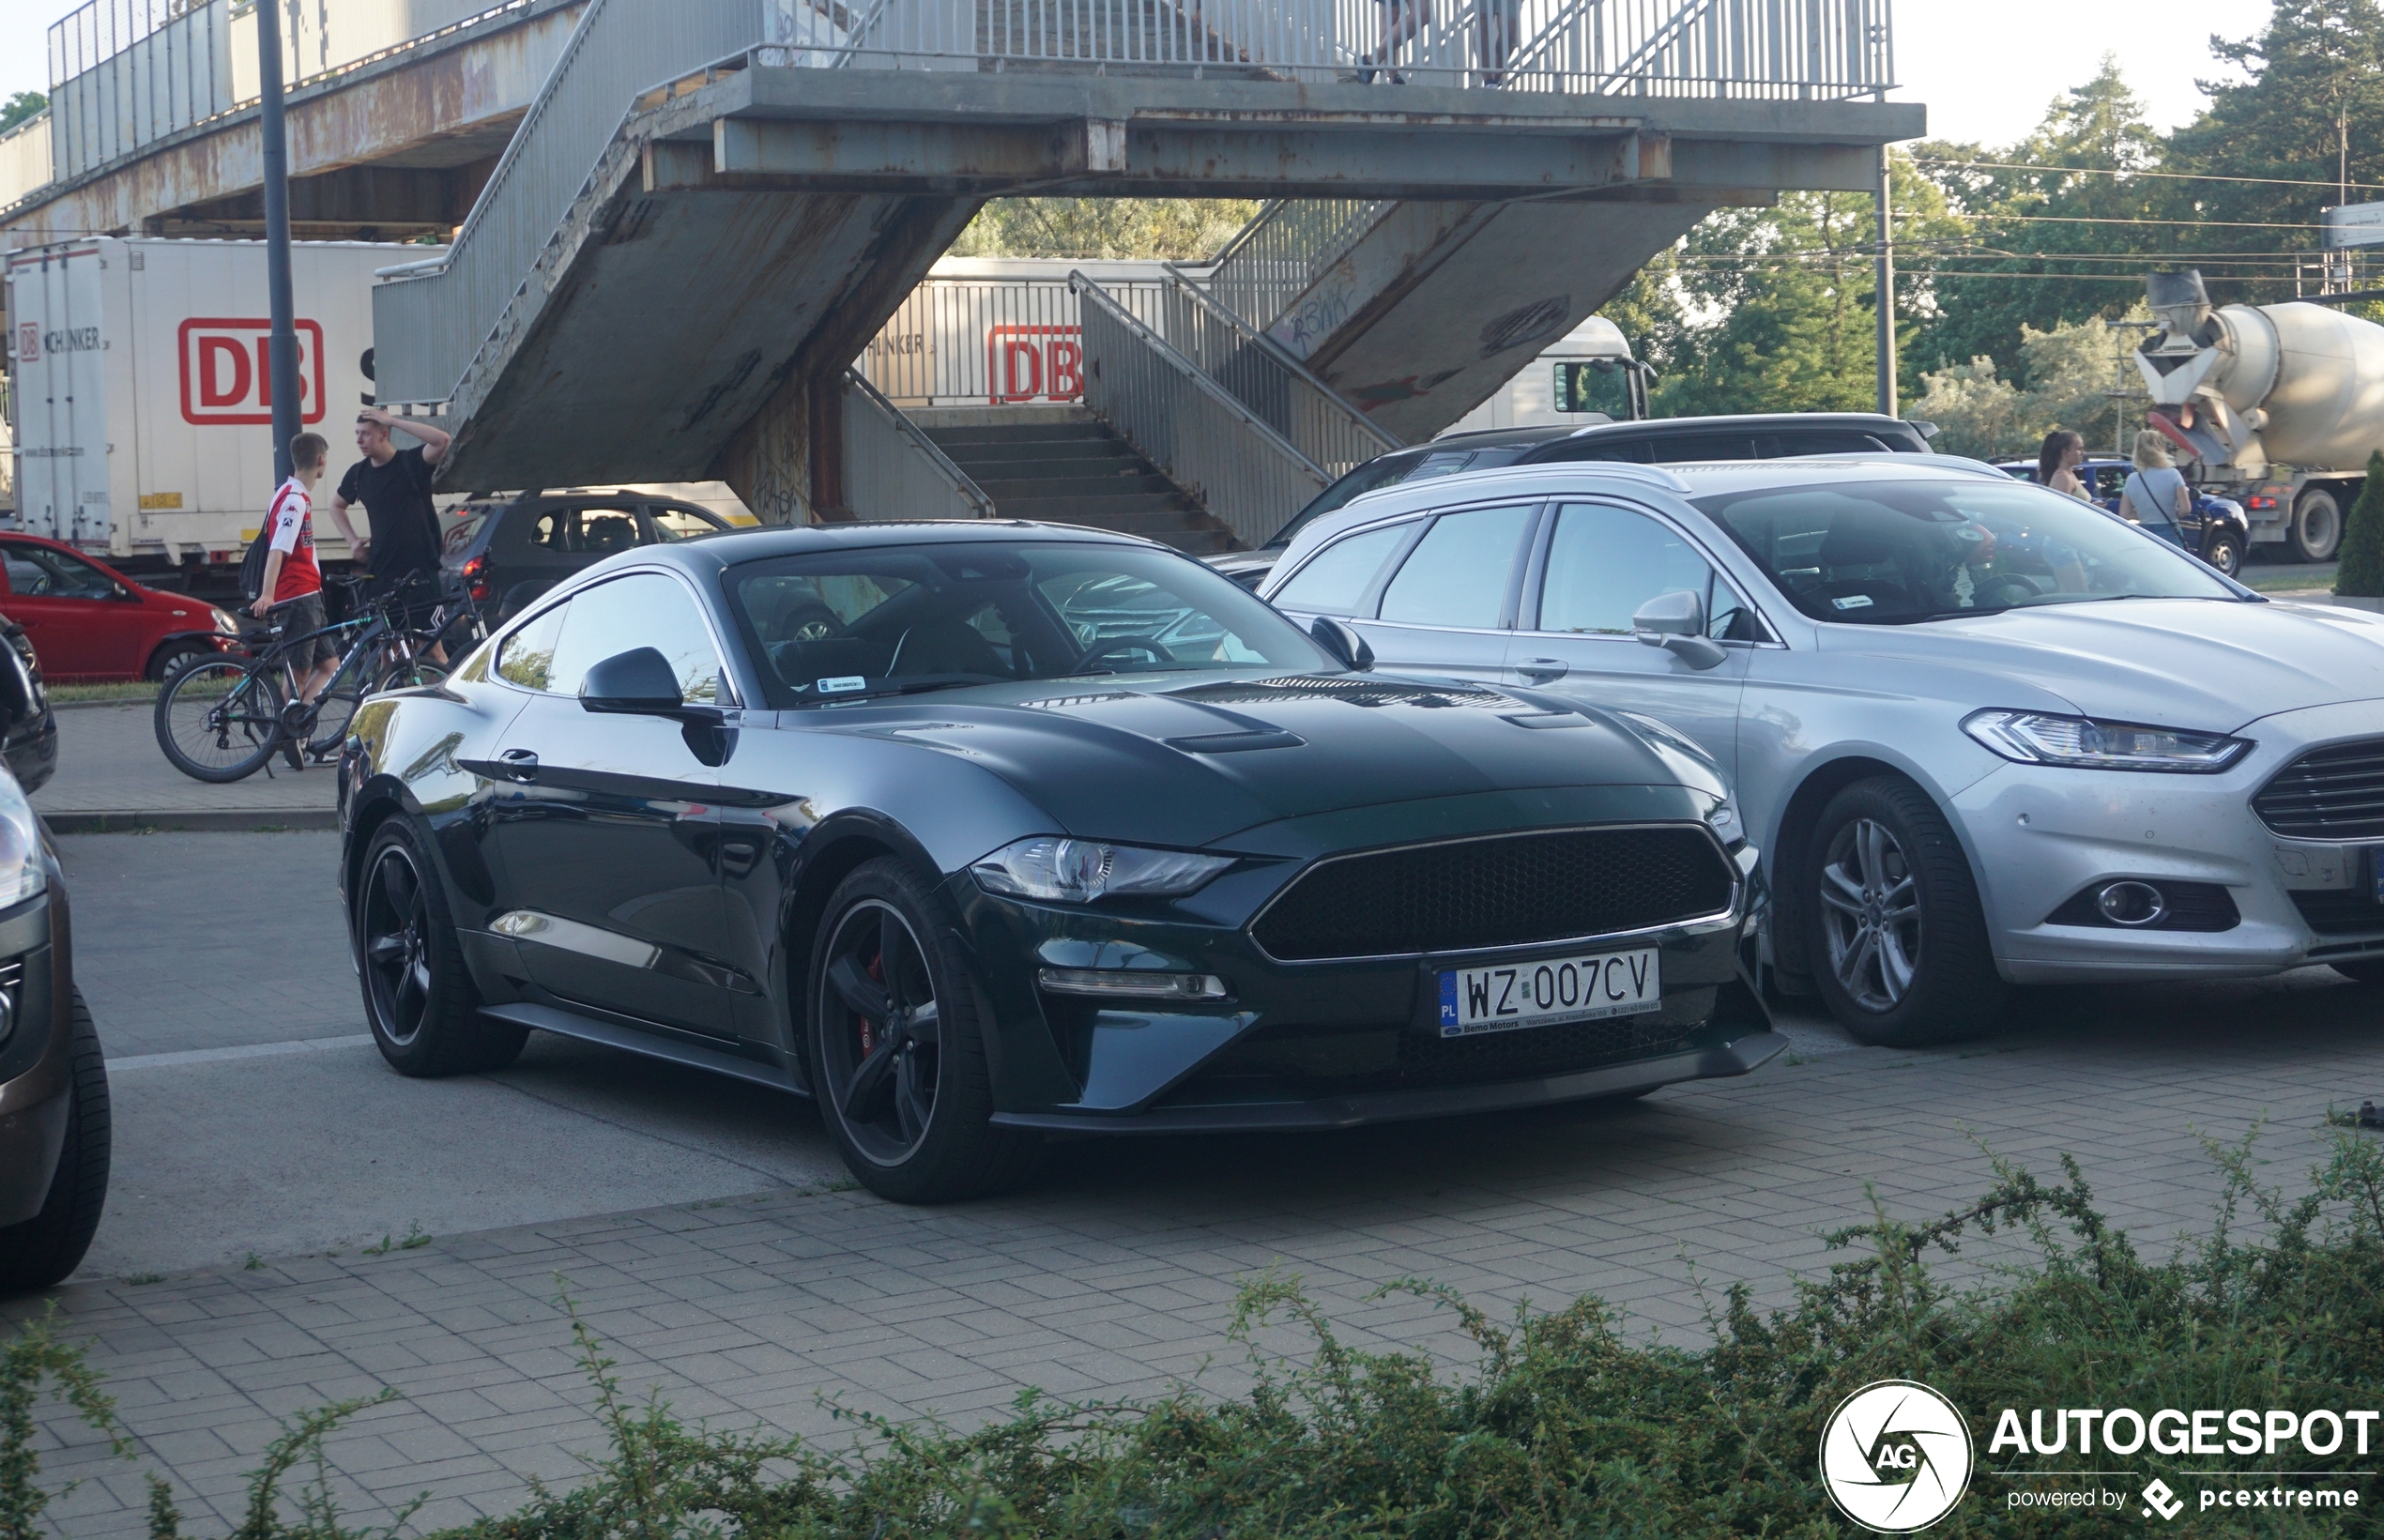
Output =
[{"x1": 1820, "y1": 1380, "x2": 1975, "y2": 1532}]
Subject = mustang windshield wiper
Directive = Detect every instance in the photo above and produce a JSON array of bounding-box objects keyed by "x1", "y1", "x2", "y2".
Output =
[{"x1": 791, "y1": 673, "x2": 1005, "y2": 706}]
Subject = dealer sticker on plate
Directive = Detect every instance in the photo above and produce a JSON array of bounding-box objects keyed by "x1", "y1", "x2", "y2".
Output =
[{"x1": 1438, "y1": 949, "x2": 1661, "y2": 1038}]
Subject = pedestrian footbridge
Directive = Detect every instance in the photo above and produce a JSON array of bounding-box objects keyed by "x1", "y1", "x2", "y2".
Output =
[{"x1": 8, "y1": 0, "x2": 1919, "y2": 541}]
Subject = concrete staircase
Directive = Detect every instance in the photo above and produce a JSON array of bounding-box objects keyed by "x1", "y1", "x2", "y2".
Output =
[{"x1": 914, "y1": 407, "x2": 1243, "y2": 556}]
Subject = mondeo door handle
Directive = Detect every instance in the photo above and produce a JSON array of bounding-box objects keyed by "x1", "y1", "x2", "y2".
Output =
[
  {"x1": 497, "y1": 748, "x2": 540, "y2": 782},
  {"x1": 1517, "y1": 658, "x2": 1568, "y2": 682}
]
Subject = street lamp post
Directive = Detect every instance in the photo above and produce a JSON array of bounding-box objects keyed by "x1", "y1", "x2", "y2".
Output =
[{"x1": 257, "y1": 0, "x2": 301, "y2": 482}]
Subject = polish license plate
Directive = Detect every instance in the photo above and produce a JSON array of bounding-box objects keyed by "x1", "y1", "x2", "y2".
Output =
[{"x1": 1437, "y1": 948, "x2": 1661, "y2": 1038}]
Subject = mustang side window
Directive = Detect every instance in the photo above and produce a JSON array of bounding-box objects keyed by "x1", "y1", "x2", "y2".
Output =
[
  {"x1": 544, "y1": 572, "x2": 723, "y2": 704},
  {"x1": 495, "y1": 602, "x2": 567, "y2": 692},
  {"x1": 1270, "y1": 521, "x2": 1413, "y2": 616}
]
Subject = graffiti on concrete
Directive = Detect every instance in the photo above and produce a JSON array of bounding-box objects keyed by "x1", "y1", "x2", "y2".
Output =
[
  {"x1": 1344, "y1": 369, "x2": 1462, "y2": 412},
  {"x1": 1270, "y1": 266, "x2": 1358, "y2": 359},
  {"x1": 1477, "y1": 295, "x2": 1571, "y2": 358}
]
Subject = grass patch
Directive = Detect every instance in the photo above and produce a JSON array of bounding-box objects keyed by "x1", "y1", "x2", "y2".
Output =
[
  {"x1": 7, "y1": 1127, "x2": 2384, "y2": 1536},
  {"x1": 47, "y1": 681, "x2": 160, "y2": 705}
]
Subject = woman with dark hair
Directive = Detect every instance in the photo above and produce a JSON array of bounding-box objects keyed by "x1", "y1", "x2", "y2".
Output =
[{"x1": 2038, "y1": 430, "x2": 2089, "y2": 500}]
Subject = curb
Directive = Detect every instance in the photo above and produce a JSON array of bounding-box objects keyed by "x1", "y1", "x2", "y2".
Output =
[
  {"x1": 48, "y1": 695, "x2": 160, "y2": 711},
  {"x1": 41, "y1": 809, "x2": 340, "y2": 833}
]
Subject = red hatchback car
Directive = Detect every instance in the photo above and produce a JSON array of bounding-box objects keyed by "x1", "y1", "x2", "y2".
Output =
[{"x1": 0, "y1": 534, "x2": 237, "y2": 683}]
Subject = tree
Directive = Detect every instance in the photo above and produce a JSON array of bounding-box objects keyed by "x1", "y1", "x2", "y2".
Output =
[
  {"x1": 2336, "y1": 450, "x2": 2384, "y2": 596},
  {"x1": 1628, "y1": 154, "x2": 1961, "y2": 418},
  {"x1": 0, "y1": 93, "x2": 43, "y2": 135},
  {"x1": 1907, "y1": 308, "x2": 2153, "y2": 462},
  {"x1": 950, "y1": 199, "x2": 1261, "y2": 260},
  {"x1": 1910, "y1": 58, "x2": 2165, "y2": 379},
  {"x1": 2162, "y1": 0, "x2": 2384, "y2": 304}
]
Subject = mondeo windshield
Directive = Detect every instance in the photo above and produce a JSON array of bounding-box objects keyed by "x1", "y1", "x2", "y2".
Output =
[
  {"x1": 726, "y1": 541, "x2": 1336, "y2": 708},
  {"x1": 1693, "y1": 479, "x2": 2239, "y2": 625}
]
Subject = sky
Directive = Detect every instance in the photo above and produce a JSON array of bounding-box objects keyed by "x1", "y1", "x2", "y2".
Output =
[
  {"x1": 1889, "y1": 0, "x2": 2273, "y2": 146},
  {"x1": 0, "y1": 0, "x2": 2285, "y2": 146}
]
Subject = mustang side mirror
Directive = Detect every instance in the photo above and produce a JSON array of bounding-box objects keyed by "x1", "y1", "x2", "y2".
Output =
[
  {"x1": 1632, "y1": 590, "x2": 1729, "y2": 672},
  {"x1": 1310, "y1": 617, "x2": 1374, "y2": 672},
  {"x1": 580, "y1": 648, "x2": 690, "y2": 716}
]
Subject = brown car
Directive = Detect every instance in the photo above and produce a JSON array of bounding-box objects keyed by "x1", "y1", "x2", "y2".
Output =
[{"x1": 0, "y1": 760, "x2": 105, "y2": 1293}]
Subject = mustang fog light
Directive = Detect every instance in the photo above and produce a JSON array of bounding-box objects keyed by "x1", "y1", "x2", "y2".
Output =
[
  {"x1": 1962, "y1": 709, "x2": 2251, "y2": 772},
  {"x1": 2095, "y1": 880, "x2": 2169, "y2": 926},
  {"x1": 1037, "y1": 968, "x2": 1230, "y2": 1001}
]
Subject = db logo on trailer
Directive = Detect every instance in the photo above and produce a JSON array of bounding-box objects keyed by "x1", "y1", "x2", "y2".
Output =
[
  {"x1": 14, "y1": 324, "x2": 35, "y2": 364},
  {"x1": 1819, "y1": 1380, "x2": 1974, "y2": 1532},
  {"x1": 178, "y1": 317, "x2": 327, "y2": 425}
]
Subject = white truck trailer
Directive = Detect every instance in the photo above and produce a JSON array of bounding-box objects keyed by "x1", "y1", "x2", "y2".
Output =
[
  {"x1": 6, "y1": 237, "x2": 441, "y2": 591},
  {"x1": 2138, "y1": 269, "x2": 2383, "y2": 561}
]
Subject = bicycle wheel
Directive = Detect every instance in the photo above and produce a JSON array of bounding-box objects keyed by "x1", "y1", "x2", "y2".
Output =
[
  {"x1": 303, "y1": 657, "x2": 444, "y2": 760},
  {"x1": 155, "y1": 657, "x2": 288, "y2": 783}
]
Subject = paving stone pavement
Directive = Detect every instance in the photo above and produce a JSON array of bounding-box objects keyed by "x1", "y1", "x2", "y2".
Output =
[
  {"x1": 17, "y1": 965, "x2": 2384, "y2": 1536},
  {"x1": 33, "y1": 702, "x2": 337, "y2": 823}
]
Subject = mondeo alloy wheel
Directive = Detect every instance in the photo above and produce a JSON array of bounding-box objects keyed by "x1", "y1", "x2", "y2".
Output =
[
  {"x1": 1818, "y1": 817, "x2": 1920, "y2": 1014},
  {"x1": 1804, "y1": 777, "x2": 2002, "y2": 1046},
  {"x1": 818, "y1": 899, "x2": 943, "y2": 1164}
]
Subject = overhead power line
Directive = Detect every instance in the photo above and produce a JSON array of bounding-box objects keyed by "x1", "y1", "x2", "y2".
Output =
[
  {"x1": 1911, "y1": 158, "x2": 2384, "y2": 194},
  {"x1": 1904, "y1": 211, "x2": 2327, "y2": 231}
]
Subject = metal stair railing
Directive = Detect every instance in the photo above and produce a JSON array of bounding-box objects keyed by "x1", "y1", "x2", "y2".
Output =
[
  {"x1": 1072, "y1": 272, "x2": 1333, "y2": 552},
  {"x1": 1205, "y1": 197, "x2": 1392, "y2": 336},
  {"x1": 1159, "y1": 265, "x2": 1400, "y2": 479},
  {"x1": 371, "y1": 0, "x2": 772, "y2": 407},
  {"x1": 842, "y1": 368, "x2": 997, "y2": 521}
]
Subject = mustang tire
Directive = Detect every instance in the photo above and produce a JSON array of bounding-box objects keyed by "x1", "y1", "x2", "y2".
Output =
[
  {"x1": 358, "y1": 818, "x2": 527, "y2": 1075},
  {"x1": 0, "y1": 990, "x2": 110, "y2": 1294},
  {"x1": 807, "y1": 857, "x2": 1039, "y2": 1204},
  {"x1": 1806, "y1": 776, "x2": 2002, "y2": 1046}
]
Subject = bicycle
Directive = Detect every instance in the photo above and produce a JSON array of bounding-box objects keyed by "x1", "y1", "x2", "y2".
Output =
[{"x1": 153, "y1": 574, "x2": 463, "y2": 784}]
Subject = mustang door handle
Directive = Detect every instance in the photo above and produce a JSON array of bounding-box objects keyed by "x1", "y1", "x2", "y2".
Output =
[
  {"x1": 496, "y1": 749, "x2": 540, "y2": 782},
  {"x1": 1517, "y1": 658, "x2": 1568, "y2": 682}
]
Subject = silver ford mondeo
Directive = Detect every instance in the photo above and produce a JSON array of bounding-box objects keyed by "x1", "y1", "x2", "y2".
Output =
[{"x1": 1261, "y1": 455, "x2": 2384, "y2": 1044}]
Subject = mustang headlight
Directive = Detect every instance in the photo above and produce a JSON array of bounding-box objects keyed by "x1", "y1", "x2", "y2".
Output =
[
  {"x1": 0, "y1": 772, "x2": 46, "y2": 909},
  {"x1": 1962, "y1": 709, "x2": 2251, "y2": 773},
  {"x1": 972, "y1": 837, "x2": 1232, "y2": 903}
]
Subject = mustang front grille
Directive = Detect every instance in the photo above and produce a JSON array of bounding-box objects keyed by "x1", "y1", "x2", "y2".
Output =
[
  {"x1": 2254, "y1": 739, "x2": 2384, "y2": 840},
  {"x1": 1249, "y1": 825, "x2": 1735, "y2": 963}
]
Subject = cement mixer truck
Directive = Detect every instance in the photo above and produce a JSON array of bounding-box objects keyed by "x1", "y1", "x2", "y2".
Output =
[{"x1": 2136, "y1": 270, "x2": 2383, "y2": 562}]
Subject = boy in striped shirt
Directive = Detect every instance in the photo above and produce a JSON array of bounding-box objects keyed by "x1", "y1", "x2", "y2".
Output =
[{"x1": 250, "y1": 433, "x2": 338, "y2": 706}]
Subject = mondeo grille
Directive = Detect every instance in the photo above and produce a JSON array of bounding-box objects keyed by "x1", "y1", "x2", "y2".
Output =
[
  {"x1": 1250, "y1": 825, "x2": 1735, "y2": 963},
  {"x1": 2253, "y1": 738, "x2": 2384, "y2": 840}
]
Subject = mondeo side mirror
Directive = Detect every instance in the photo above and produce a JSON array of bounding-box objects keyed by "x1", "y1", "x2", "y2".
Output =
[
  {"x1": 1310, "y1": 617, "x2": 1374, "y2": 672},
  {"x1": 580, "y1": 648, "x2": 688, "y2": 716},
  {"x1": 1632, "y1": 590, "x2": 1728, "y2": 671}
]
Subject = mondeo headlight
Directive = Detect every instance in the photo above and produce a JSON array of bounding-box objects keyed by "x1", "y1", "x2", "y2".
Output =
[
  {"x1": 1962, "y1": 709, "x2": 2251, "y2": 773},
  {"x1": 0, "y1": 771, "x2": 46, "y2": 908},
  {"x1": 972, "y1": 837, "x2": 1232, "y2": 903}
]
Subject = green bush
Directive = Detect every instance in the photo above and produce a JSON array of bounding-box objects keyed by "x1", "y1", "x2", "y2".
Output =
[
  {"x1": 9, "y1": 1128, "x2": 2384, "y2": 1538},
  {"x1": 2335, "y1": 450, "x2": 2384, "y2": 597}
]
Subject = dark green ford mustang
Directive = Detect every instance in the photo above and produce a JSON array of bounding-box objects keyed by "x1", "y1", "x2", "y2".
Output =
[{"x1": 339, "y1": 524, "x2": 1780, "y2": 1202}]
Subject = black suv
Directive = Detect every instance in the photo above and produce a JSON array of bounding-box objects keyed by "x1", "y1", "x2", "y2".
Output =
[
  {"x1": 442, "y1": 492, "x2": 740, "y2": 622},
  {"x1": 1213, "y1": 413, "x2": 1938, "y2": 587}
]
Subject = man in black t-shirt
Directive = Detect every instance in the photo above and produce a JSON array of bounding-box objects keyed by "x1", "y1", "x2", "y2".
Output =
[{"x1": 326, "y1": 407, "x2": 454, "y2": 660}]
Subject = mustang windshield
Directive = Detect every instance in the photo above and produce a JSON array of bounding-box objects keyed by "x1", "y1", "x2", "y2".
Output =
[
  {"x1": 726, "y1": 541, "x2": 1336, "y2": 708},
  {"x1": 1694, "y1": 479, "x2": 2239, "y2": 625}
]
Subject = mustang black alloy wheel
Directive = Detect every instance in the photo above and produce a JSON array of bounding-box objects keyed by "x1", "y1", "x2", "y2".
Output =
[
  {"x1": 359, "y1": 819, "x2": 527, "y2": 1075},
  {"x1": 1806, "y1": 776, "x2": 2001, "y2": 1046},
  {"x1": 808, "y1": 858, "x2": 1038, "y2": 1203}
]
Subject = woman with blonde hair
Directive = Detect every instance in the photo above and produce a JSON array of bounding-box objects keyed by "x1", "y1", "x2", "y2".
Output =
[{"x1": 2117, "y1": 428, "x2": 2190, "y2": 532}]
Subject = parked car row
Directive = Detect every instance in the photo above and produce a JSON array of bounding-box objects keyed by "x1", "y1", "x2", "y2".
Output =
[{"x1": 331, "y1": 424, "x2": 2384, "y2": 1206}]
